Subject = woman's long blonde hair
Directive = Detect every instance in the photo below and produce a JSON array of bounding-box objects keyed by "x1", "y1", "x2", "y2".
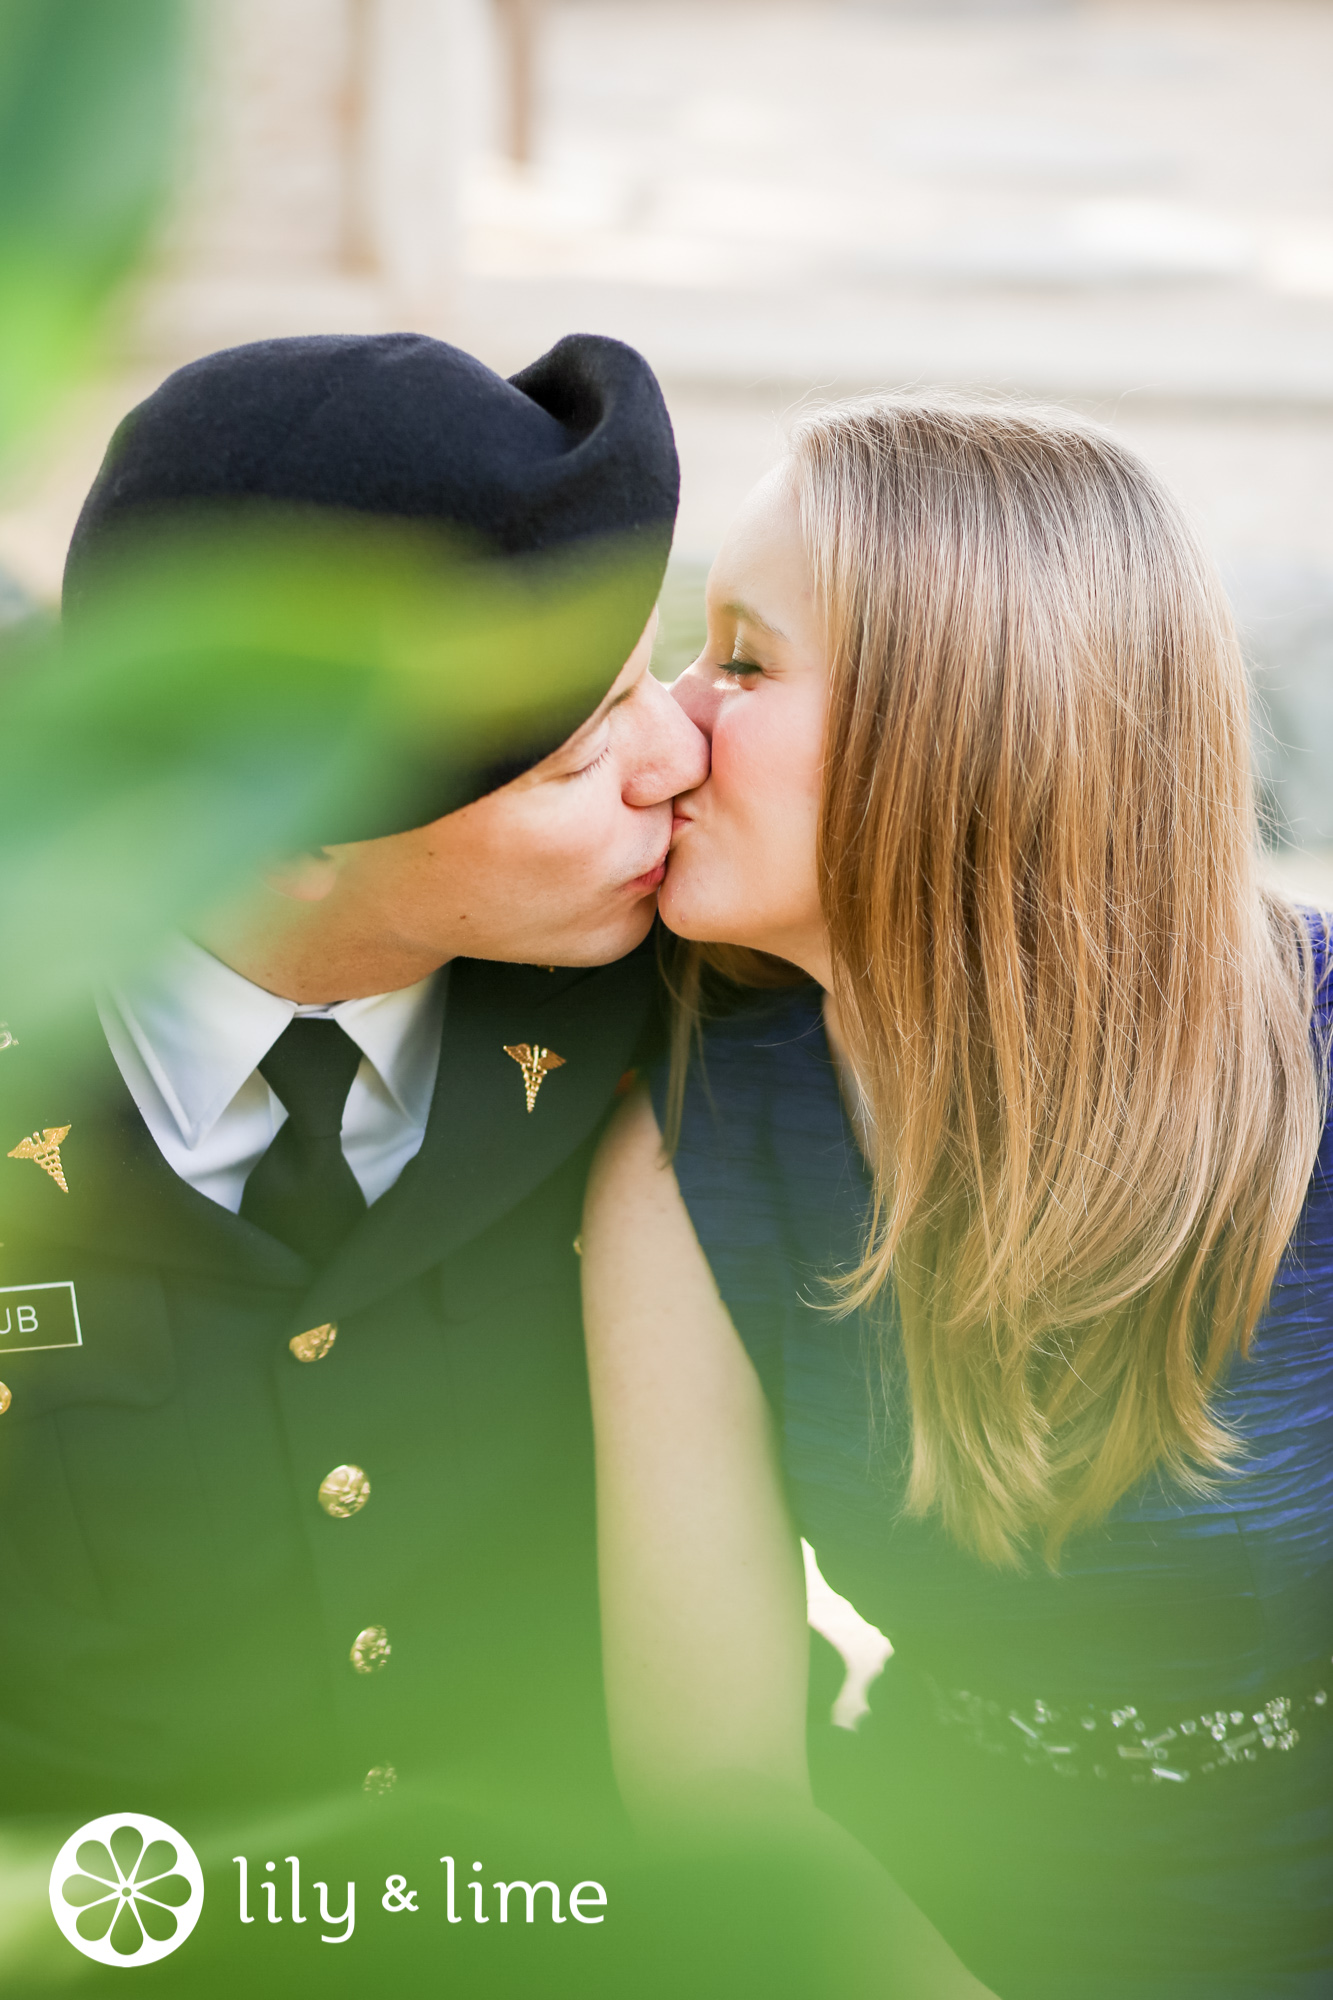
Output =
[{"x1": 685, "y1": 395, "x2": 1327, "y2": 1566}]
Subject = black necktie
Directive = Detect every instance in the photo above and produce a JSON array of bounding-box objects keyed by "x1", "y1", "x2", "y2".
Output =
[{"x1": 240, "y1": 1018, "x2": 368, "y2": 1261}]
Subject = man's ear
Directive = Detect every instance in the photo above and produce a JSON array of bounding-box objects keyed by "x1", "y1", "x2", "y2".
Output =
[{"x1": 261, "y1": 850, "x2": 339, "y2": 903}]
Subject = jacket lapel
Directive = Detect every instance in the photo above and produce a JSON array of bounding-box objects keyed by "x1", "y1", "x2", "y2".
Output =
[
  {"x1": 0, "y1": 997, "x2": 309, "y2": 1290},
  {"x1": 296, "y1": 945, "x2": 655, "y2": 1325},
  {"x1": 1, "y1": 941, "x2": 655, "y2": 1311}
]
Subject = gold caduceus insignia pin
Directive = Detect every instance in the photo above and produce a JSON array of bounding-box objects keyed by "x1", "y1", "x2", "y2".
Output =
[
  {"x1": 503, "y1": 1044, "x2": 566, "y2": 1113},
  {"x1": 8, "y1": 1125, "x2": 72, "y2": 1192}
]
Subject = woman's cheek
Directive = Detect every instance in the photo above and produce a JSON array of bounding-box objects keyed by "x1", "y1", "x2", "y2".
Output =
[
  {"x1": 719, "y1": 702, "x2": 794, "y2": 831},
  {"x1": 708, "y1": 702, "x2": 761, "y2": 810}
]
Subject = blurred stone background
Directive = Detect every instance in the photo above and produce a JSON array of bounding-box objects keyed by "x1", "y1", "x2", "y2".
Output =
[{"x1": 0, "y1": 0, "x2": 1329, "y2": 892}]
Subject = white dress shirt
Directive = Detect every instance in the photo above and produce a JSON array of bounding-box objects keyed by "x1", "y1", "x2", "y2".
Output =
[{"x1": 97, "y1": 934, "x2": 445, "y2": 1213}]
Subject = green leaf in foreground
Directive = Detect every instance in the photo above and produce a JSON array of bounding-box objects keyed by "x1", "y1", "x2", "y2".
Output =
[
  {"x1": 0, "y1": 514, "x2": 659, "y2": 1026},
  {"x1": 0, "y1": 0, "x2": 188, "y2": 462}
]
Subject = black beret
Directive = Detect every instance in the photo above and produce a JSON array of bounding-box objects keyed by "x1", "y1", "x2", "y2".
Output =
[{"x1": 62, "y1": 331, "x2": 679, "y2": 826}]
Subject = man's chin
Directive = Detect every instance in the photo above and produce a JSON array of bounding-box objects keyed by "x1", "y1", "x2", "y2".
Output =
[
  {"x1": 483, "y1": 893, "x2": 660, "y2": 971},
  {"x1": 557, "y1": 895, "x2": 659, "y2": 968}
]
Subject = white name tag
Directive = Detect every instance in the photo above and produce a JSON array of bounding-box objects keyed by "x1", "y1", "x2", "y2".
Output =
[{"x1": 0, "y1": 1281, "x2": 82, "y2": 1354}]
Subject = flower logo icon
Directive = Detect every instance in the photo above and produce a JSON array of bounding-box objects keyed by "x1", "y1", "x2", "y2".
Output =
[{"x1": 49, "y1": 1812, "x2": 204, "y2": 1966}]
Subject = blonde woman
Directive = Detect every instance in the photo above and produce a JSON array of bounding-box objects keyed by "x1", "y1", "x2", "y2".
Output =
[{"x1": 582, "y1": 399, "x2": 1333, "y2": 1998}]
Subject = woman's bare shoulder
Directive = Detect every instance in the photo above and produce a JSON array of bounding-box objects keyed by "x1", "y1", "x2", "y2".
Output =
[
  {"x1": 582, "y1": 1082, "x2": 723, "y2": 1354},
  {"x1": 585, "y1": 1082, "x2": 685, "y2": 1232}
]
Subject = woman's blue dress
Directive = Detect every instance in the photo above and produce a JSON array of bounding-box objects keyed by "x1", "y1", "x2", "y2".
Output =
[{"x1": 651, "y1": 921, "x2": 1333, "y2": 1999}]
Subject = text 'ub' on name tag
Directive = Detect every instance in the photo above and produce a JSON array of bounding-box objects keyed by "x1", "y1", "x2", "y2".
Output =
[{"x1": 0, "y1": 1282, "x2": 82, "y2": 1354}]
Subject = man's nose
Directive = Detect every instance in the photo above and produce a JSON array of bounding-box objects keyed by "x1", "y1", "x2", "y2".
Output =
[
  {"x1": 623, "y1": 674, "x2": 710, "y2": 807},
  {"x1": 668, "y1": 662, "x2": 722, "y2": 739}
]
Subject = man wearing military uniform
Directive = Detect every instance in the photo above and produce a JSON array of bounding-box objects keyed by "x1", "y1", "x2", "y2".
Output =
[{"x1": 0, "y1": 331, "x2": 704, "y2": 1824}]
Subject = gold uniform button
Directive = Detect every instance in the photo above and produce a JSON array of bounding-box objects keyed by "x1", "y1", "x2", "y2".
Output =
[
  {"x1": 350, "y1": 1625, "x2": 391, "y2": 1674},
  {"x1": 0, "y1": 1383, "x2": 10, "y2": 1415},
  {"x1": 290, "y1": 1322, "x2": 337, "y2": 1362},
  {"x1": 319, "y1": 1464, "x2": 371, "y2": 1518}
]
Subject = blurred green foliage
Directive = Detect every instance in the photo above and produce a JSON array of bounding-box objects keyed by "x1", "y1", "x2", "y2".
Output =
[
  {"x1": 0, "y1": 518, "x2": 655, "y2": 1022},
  {"x1": 0, "y1": 0, "x2": 188, "y2": 463}
]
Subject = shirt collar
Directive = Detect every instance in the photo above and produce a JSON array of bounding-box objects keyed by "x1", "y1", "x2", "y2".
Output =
[
  {"x1": 104, "y1": 935, "x2": 443, "y2": 1149},
  {"x1": 293, "y1": 977, "x2": 444, "y2": 1129}
]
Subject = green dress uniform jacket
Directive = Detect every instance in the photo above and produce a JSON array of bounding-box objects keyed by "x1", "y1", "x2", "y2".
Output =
[{"x1": 0, "y1": 945, "x2": 656, "y2": 1822}]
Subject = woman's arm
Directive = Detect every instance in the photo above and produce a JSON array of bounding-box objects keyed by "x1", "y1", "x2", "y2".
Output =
[
  {"x1": 582, "y1": 1086, "x2": 998, "y2": 1999},
  {"x1": 582, "y1": 1082, "x2": 810, "y2": 1813}
]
